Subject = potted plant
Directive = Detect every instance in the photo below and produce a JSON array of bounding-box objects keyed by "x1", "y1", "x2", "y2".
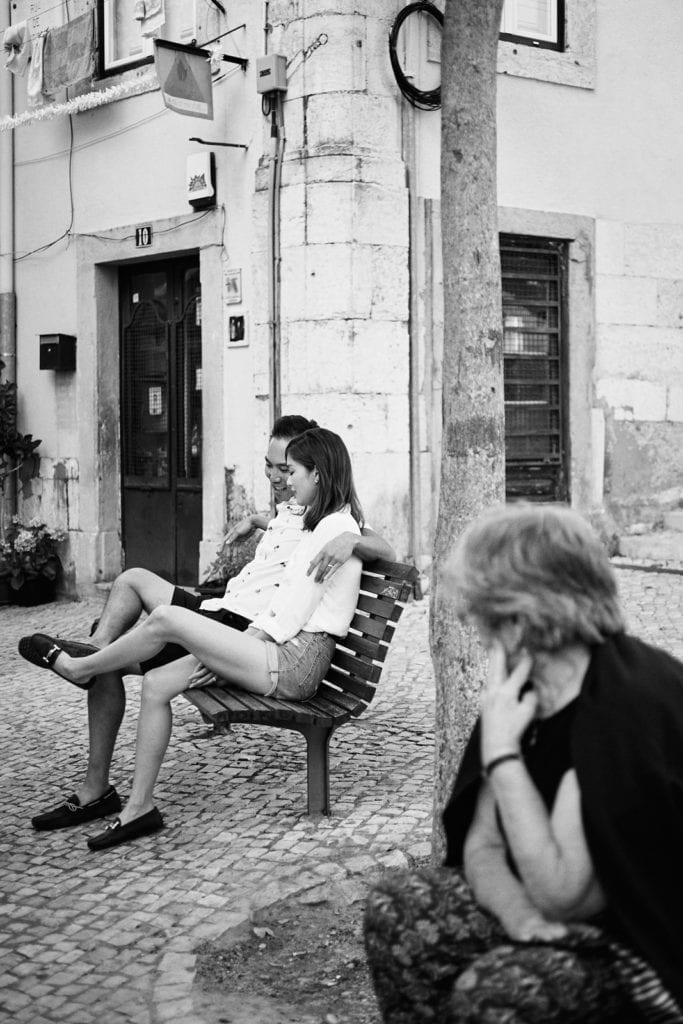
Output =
[
  {"x1": 0, "y1": 364, "x2": 42, "y2": 603},
  {"x1": 1, "y1": 517, "x2": 66, "y2": 606}
]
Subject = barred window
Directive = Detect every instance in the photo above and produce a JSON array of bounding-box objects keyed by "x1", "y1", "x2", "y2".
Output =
[{"x1": 501, "y1": 235, "x2": 569, "y2": 501}]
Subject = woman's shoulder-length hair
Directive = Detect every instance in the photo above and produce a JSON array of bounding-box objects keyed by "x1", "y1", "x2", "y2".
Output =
[
  {"x1": 449, "y1": 503, "x2": 624, "y2": 651},
  {"x1": 285, "y1": 427, "x2": 364, "y2": 533}
]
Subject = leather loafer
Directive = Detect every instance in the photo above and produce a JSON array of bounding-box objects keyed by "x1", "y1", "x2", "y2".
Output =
[
  {"x1": 87, "y1": 807, "x2": 164, "y2": 851},
  {"x1": 18, "y1": 634, "x2": 96, "y2": 690},
  {"x1": 32, "y1": 787, "x2": 122, "y2": 831}
]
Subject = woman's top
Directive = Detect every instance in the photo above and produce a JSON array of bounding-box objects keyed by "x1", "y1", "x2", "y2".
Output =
[
  {"x1": 443, "y1": 632, "x2": 683, "y2": 1009},
  {"x1": 250, "y1": 508, "x2": 362, "y2": 644},
  {"x1": 201, "y1": 502, "x2": 307, "y2": 621}
]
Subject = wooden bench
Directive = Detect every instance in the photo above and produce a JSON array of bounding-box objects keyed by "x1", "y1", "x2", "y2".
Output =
[{"x1": 183, "y1": 559, "x2": 418, "y2": 816}]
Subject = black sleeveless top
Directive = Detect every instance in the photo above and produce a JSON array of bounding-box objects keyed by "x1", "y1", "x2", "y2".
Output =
[{"x1": 442, "y1": 698, "x2": 578, "y2": 870}]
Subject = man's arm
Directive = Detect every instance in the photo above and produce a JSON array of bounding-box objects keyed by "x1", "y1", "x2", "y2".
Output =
[
  {"x1": 224, "y1": 512, "x2": 271, "y2": 544},
  {"x1": 307, "y1": 526, "x2": 396, "y2": 583}
]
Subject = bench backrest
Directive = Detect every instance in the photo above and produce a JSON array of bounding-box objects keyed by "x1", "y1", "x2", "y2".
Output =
[{"x1": 318, "y1": 559, "x2": 419, "y2": 716}]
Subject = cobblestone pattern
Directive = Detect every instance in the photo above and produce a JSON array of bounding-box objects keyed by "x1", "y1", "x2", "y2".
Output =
[{"x1": 0, "y1": 566, "x2": 680, "y2": 1022}]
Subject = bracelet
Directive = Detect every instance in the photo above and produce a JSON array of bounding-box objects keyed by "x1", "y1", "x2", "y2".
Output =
[{"x1": 482, "y1": 752, "x2": 521, "y2": 779}]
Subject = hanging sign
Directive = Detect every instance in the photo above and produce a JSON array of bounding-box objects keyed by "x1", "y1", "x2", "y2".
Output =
[{"x1": 154, "y1": 39, "x2": 214, "y2": 120}]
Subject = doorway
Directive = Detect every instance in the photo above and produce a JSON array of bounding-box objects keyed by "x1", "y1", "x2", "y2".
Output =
[{"x1": 120, "y1": 257, "x2": 202, "y2": 585}]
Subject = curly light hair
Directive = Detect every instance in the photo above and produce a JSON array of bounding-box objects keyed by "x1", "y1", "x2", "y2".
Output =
[{"x1": 448, "y1": 503, "x2": 624, "y2": 652}]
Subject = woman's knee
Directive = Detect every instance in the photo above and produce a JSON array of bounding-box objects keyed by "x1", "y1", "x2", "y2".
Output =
[{"x1": 140, "y1": 668, "x2": 172, "y2": 708}]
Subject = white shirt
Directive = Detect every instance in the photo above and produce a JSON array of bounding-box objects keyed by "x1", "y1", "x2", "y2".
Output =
[
  {"x1": 200, "y1": 502, "x2": 306, "y2": 620},
  {"x1": 251, "y1": 509, "x2": 362, "y2": 644}
]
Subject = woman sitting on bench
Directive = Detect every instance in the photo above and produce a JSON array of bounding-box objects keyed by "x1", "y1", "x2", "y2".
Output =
[{"x1": 21, "y1": 427, "x2": 363, "y2": 849}]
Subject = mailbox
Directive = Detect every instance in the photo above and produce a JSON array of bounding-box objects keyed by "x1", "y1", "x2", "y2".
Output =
[{"x1": 40, "y1": 334, "x2": 76, "y2": 371}]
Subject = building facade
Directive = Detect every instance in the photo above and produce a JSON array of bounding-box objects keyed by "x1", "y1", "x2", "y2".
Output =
[{"x1": 1, "y1": 0, "x2": 681, "y2": 595}]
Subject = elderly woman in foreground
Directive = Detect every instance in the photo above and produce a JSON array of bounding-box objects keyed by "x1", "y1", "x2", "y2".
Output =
[{"x1": 364, "y1": 504, "x2": 683, "y2": 1024}]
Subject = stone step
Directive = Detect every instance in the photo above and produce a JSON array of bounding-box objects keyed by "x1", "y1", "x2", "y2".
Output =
[
  {"x1": 663, "y1": 509, "x2": 683, "y2": 532},
  {"x1": 618, "y1": 530, "x2": 683, "y2": 565}
]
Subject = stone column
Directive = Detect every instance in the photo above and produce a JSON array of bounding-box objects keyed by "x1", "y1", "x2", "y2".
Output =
[{"x1": 253, "y1": 0, "x2": 410, "y2": 551}]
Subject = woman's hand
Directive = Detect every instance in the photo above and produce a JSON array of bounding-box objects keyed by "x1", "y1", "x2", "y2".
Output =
[
  {"x1": 503, "y1": 908, "x2": 568, "y2": 943},
  {"x1": 186, "y1": 663, "x2": 218, "y2": 689},
  {"x1": 480, "y1": 640, "x2": 537, "y2": 764}
]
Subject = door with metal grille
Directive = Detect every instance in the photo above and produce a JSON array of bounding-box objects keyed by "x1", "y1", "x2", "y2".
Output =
[
  {"x1": 120, "y1": 258, "x2": 202, "y2": 584},
  {"x1": 501, "y1": 236, "x2": 569, "y2": 501}
]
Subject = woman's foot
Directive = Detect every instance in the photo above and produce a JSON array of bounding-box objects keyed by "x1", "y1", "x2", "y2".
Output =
[
  {"x1": 18, "y1": 634, "x2": 95, "y2": 689},
  {"x1": 86, "y1": 806, "x2": 164, "y2": 851}
]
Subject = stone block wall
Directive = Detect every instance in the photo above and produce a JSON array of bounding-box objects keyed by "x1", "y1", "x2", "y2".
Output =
[{"x1": 595, "y1": 220, "x2": 683, "y2": 525}]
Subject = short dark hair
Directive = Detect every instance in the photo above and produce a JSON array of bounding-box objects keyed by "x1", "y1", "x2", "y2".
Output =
[
  {"x1": 271, "y1": 415, "x2": 318, "y2": 441},
  {"x1": 285, "y1": 427, "x2": 364, "y2": 533}
]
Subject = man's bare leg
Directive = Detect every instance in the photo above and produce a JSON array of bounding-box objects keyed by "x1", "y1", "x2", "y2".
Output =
[
  {"x1": 76, "y1": 568, "x2": 177, "y2": 804},
  {"x1": 90, "y1": 567, "x2": 176, "y2": 647}
]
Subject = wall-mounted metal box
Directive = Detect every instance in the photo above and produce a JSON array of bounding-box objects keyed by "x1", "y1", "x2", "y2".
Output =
[{"x1": 39, "y1": 334, "x2": 76, "y2": 371}]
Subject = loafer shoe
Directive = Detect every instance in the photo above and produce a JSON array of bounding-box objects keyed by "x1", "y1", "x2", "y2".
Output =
[
  {"x1": 32, "y1": 787, "x2": 122, "y2": 831},
  {"x1": 18, "y1": 634, "x2": 96, "y2": 690},
  {"x1": 87, "y1": 807, "x2": 164, "y2": 851}
]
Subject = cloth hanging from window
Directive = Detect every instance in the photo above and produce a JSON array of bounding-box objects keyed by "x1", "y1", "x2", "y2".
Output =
[
  {"x1": 3, "y1": 21, "x2": 31, "y2": 76},
  {"x1": 43, "y1": 10, "x2": 95, "y2": 93},
  {"x1": 26, "y1": 34, "x2": 54, "y2": 108},
  {"x1": 135, "y1": 0, "x2": 166, "y2": 39}
]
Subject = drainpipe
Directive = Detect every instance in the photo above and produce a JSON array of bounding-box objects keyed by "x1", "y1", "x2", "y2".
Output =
[
  {"x1": 0, "y1": 0, "x2": 16, "y2": 386},
  {"x1": 402, "y1": 102, "x2": 423, "y2": 571},
  {"x1": 0, "y1": 2, "x2": 17, "y2": 527},
  {"x1": 263, "y1": 1, "x2": 283, "y2": 429}
]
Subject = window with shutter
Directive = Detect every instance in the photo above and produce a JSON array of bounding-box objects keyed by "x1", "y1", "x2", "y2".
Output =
[
  {"x1": 501, "y1": 236, "x2": 569, "y2": 502},
  {"x1": 500, "y1": 0, "x2": 565, "y2": 51}
]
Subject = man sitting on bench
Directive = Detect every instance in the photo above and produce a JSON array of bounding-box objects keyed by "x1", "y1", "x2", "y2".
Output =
[{"x1": 28, "y1": 415, "x2": 395, "y2": 833}]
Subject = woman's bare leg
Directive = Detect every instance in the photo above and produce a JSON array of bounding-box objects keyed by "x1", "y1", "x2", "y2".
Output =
[
  {"x1": 116, "y1": 656, "x2": 198, "y2": 825},
  {"x1": 52, "y1": 605, "x2": 272, "y2": 694}
]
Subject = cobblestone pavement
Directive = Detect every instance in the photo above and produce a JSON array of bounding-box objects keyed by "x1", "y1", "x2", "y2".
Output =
[{"x1": 1, "y1": 566, "x2": 682, "y2": 1023}]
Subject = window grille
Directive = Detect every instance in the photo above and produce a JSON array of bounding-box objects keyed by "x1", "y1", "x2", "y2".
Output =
[{"x1": 501, "y1": 235, "x2": 569, "y2": 501}]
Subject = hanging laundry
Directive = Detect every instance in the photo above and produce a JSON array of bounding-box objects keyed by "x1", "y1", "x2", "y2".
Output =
[
  {"x1": 136, "y1": 0, "x2": 166, "y2": 39},
  {"x1": 43, "y1": 10, "x2": 95, "y2": 93},
  {"x1": 26, "y1": 34, "x2": 54, "y2": 108},
  {"x1": 3, "y1": 21, "x2": 31, "y2": 76}
]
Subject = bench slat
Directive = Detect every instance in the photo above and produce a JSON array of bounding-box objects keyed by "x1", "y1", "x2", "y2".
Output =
[
  {"x1": 354, "y1": 593, "x2": 402, "y2": 623},
  {"x1": 331, "y1": 649, "x2": 380, "y2": 683},
  {"x1": 324, "y1": 665, "x2": 377, "y2": 703},
  {"x1": 338, "y1": 632, "x2": 389, "y2": 662}
]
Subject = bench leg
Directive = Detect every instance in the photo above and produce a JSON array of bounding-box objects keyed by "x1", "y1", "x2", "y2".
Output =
[{"x1": 298, "y1": 724, "x2": 332, "y2": 816}]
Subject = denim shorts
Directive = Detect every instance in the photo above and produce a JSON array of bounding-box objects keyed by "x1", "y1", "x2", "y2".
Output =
[{"x1": 263, "y1": 631, "x2": 336, "y2": 701}]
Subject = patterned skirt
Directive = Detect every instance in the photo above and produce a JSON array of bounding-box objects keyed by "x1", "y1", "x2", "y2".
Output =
[{"x1": 363, "y1": 866, "x2": 682, "y2": 1024}]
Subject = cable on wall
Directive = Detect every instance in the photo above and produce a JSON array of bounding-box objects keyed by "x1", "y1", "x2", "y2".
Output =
[{"x1": 388, "y1": 1, "x2": 443, "y2": 111}]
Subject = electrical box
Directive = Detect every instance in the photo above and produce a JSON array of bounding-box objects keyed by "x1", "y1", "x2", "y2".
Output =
[
  {"x1": 186, "y1": 151, "x2": 216, "y2": 209},
  {"x1": 255, "y1": 53, "x2": 287, "y2": 94},
  {"x1": 39, "y1": 334, "x2": 76, "y2": 371}
]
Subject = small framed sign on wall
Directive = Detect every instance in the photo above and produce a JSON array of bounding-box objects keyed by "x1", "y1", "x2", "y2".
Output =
[{"x1": 224, "y1": 268, "x2": 242, "y2": 305}]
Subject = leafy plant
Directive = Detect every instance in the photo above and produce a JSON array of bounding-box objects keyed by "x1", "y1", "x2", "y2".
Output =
[
  {"x1": 0, "y1": 517, "x2": 66, "y2": 589},
  {"x1": 0, "y1": 366, "x2": 42, "y2": 540}
]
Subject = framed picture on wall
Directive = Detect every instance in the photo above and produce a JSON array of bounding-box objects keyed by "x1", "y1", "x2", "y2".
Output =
[{"x1": 224, "y1": 268, "x2": 242, "y2": 305}]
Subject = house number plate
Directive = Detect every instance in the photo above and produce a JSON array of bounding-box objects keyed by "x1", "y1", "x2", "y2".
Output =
[{"x1": 135, "y1": 226, "x2": 153, "y2": 248}]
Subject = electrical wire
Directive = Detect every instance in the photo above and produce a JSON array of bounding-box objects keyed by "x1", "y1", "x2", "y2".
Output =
[{"x1": 388, "y1": 1, "x2": 443, "y2": 111}]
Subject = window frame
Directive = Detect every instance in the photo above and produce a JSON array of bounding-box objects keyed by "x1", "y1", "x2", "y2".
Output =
[
  {"x1": 499, "y1": 0, "x2": 566, "y2": 53},
  {"x1": 96, "y1": 0, "x2": 153, "y2": 78}
]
